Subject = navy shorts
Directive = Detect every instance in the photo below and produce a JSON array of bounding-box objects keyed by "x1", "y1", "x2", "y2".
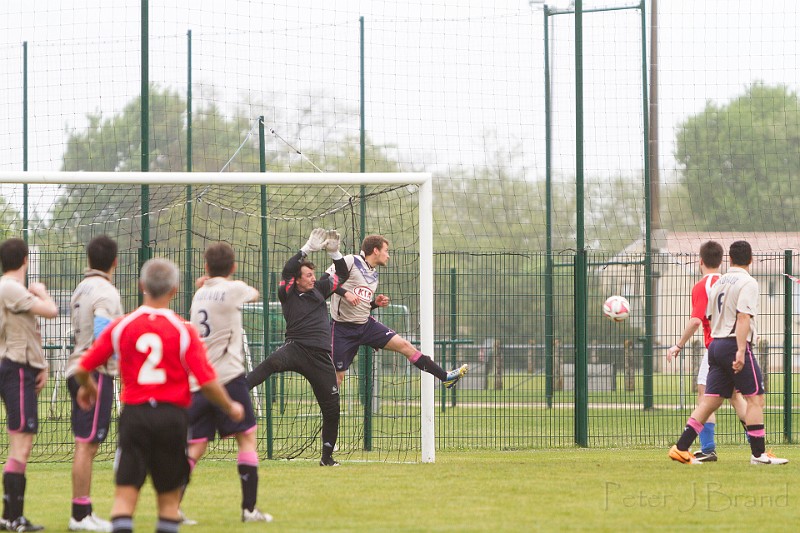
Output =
[
  {"x1": 0, "y1": 360, "x2": 40, "y2": 434},
  {"x1": 188, "y1": 374, "x2": 256, "y2": 442},
  {"x1": 705, "y1": 338, "x2": 765, "y2": 398},
  {"x1": 115, "y1": 402, "x2": 190, "y2": 493},
  {"x1": 68, "y1": 372, "x2": 114, "y2": 443},
  {"x1": 331, "y1": 318, "x2": 396, "y2": 372}
]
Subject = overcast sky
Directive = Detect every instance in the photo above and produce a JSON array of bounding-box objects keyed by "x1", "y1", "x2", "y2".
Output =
[{"x1": 1, "y1": 0, "x2": 798, "y2": 202}]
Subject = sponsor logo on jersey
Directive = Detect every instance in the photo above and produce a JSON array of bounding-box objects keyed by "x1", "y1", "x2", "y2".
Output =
[{"x1": 353, "y1": 286, "x2": 373, "y2": 302}]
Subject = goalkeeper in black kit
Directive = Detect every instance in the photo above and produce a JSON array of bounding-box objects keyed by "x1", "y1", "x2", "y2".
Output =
[{"x1": 246, "y1": 228, "x2": 348, "y2": 466}]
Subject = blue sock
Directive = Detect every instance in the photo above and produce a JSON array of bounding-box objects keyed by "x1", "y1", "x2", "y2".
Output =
[{"x1": 698, "y1": 422, "x2": 716, "y2": 454}]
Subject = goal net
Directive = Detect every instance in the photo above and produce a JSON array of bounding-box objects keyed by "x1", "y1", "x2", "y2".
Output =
[{"x1": 0, "y1": 171, "x2": 435, "y2": 464}]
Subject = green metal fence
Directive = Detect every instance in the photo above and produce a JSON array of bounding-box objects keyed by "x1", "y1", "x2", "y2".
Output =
[{"x1": 4, "y1": 248, "x2": 798, "y2": 462}]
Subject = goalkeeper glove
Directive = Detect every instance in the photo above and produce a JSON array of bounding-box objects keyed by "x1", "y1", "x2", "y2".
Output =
[
  {"x1": 301, "y1": 228, "x2": 328, "y2": 255},
  {"x1": 325, "y1": 229, "x2": 342, "y2": 260}
]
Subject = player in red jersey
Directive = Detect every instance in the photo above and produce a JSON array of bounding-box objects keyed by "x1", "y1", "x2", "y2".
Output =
[
  {"x1": 666, "y1": 241, "x2": 747, "y2": 462},
  {"x1": 74, "y1": 258, "x2": 244, "y2": 533}
]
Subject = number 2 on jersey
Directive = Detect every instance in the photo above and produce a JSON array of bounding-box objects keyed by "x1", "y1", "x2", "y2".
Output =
[{"x1": 136, "y1": 333, "x2": 167, "y2": 385}]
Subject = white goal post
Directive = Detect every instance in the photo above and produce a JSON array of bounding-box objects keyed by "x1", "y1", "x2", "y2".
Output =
[{"x1": 0, "y1": 171, "x2": 437, "y2": 463}]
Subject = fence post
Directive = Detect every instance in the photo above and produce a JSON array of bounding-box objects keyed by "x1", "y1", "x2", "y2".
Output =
[
  {"x1": 574, "y1": 249, "x2": 589, "y2": 447},
  {"x1": 784, "y1": 250, "x2": 793, "y2": 442},
  {"x1": 554, "y1": 339, "x2": 563, "y2": 392},
  {"x1": 758, "y1": 338, "x2": 769, "y2": 391},
  {"x1": 624, "y1": 339, "x2": 635, "y2": 392},
  {"x1": 527, "y1": 339, "x2": 535, "y2": 374},
  {"x1": 258, "y1": 116, "x2": 273, "y2": 459},
  {"x1": 493, "y1": 338, "x2": 503, "y2": 390}
]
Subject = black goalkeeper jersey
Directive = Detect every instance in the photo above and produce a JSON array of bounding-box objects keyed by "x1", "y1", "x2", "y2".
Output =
[{"x1": 278, "y1": 251, "x2": 348, "y2": 352}]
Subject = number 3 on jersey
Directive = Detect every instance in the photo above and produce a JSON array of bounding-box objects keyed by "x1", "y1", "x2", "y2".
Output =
[
  {"x1": 136, "y1": 332, "x2": 167, "y2": 385},
  {"x1": 197, "y1": 309, "x2": 211, "y2": 338}
]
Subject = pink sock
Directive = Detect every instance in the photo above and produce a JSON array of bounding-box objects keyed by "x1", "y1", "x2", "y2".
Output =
[{"x1": 237, "y1": 451, "x2": 259, "y2": 467}]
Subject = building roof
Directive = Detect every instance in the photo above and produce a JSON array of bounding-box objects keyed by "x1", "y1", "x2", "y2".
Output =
[{"x1": 612, "y1": 232, "x2": 800, "y2": 275}]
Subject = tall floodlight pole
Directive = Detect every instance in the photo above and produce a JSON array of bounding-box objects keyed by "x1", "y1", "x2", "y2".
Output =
[
  {"x1": 534, "y1": 0, "x2": 648, "y2": 443},
  {"x1": 140, "y1": 0, "x2": 151, "y2": 296}
]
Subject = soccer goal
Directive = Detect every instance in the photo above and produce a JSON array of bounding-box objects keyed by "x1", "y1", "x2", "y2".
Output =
[{"x1": 0, "y1": 171, "x2": 437, "y2": 464}]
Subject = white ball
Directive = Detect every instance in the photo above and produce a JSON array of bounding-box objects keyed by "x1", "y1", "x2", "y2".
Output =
[{"x1": 603, "y1": 295, "x2": 630, "y2": 322}]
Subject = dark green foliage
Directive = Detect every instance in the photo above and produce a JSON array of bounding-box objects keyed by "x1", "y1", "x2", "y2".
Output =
[{"x1": 676, "y1": 83, "x2": 800, "y2": 231}]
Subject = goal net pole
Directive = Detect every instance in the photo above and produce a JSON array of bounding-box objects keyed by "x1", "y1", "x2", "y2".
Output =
[{"x1": 1, "y1": 170, "x2": 436, "y2": 463}]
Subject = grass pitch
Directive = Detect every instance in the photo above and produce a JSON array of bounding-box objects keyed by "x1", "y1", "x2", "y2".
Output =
[{"x1": 24, "y1": 447, "x2": 797, "y2": 532}]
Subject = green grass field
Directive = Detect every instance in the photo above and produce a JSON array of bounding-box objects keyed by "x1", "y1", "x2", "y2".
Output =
[{"x1": 23, "y1": 447, "x2": 798, "y2": 532}]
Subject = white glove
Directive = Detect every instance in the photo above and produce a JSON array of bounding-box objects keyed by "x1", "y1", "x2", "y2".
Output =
[
  {"x1": 301, "y1": 228, "x2": 327, "y2": 255},
  {"x1": 325, "y1": 229, "x2": 342, "y2": 259}
]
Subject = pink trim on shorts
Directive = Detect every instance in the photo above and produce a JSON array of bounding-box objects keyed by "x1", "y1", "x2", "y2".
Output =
[
  {"x1": 742, "y1": 346, "x2": 762, "y2": 396},
  {"x1": 687, "y1": 418, "x2": 704, "y2": 433},
  {"x1": 409, "y1": 351, "x2": 422, "y2": 363},
  {"x1": 75, "y1": 374, "x2": 105, "y2": 443},
  {"x1": 188, "y1": 437, "x2": 209, "y2": 445},
  {"x1": 237, "y1": 451, "x2": 259, "y2": 466},
  {"x1": 222, "y1": 424, "x2": 257, "y2": 439}
]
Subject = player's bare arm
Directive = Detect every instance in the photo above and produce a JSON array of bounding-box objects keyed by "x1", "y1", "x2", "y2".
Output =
[
  {"x1": 666, "y1": 316, "x2": 702, "y2": 363},
  {"x1": 27, "y1": 282, "x2": 59, "y2": 318},
  {"x1": 72, "y1": 367, "x2": 98, "y2": 410},
  {"x1": 732, "y1": 311, "x2": 751, "y2": 374},
  {"x1": 34, "y1": 368, "x2": 47, "y2": 395}
]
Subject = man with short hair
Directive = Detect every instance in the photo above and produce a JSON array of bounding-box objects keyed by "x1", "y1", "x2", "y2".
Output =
[
  {"x1": 67, "y1": 235, "x2": 124, "y2": 532},
  {"x1": 75, "y1": 258, "x2": 244, "y2": 533},
  {"x1": 669, "y1": 241, "x2": 788, "y2": 465},
  {"x1": 328, "y1": 233, "x2": 468, "y2": 388},
  {"x1": 183, "y1": 242, "x2": 271, "y2": 523},
  {"x1": 246, "y1": 228, "x2": 349, "y2": 466},
  {"x1": 666, "y1": 240, "x2": 747, "y2": 462},
  {"x1": 0, "y1": 237, "x2": 59, "y2": 532}
]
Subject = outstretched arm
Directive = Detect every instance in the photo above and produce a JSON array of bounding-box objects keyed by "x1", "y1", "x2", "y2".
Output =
[
  {"x1": 282, "y1": 251, "x2": 305, "y2": 281},
  {"x1": 666, "y1": 317, "x2": 702, "y2": 363},
  {"x1": 318, "y1": 255, "x2": 350, "y2": 297}
]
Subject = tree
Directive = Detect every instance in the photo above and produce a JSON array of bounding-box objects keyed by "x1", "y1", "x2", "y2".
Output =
[{"x1": 675, "y1": 83, "x2": 800, "y2": 231}]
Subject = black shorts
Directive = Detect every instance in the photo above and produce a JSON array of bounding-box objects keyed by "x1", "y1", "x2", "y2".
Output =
[
  {"x1": 188, "y1": 374, "x2": 256, "y2": 442},
  {"x1": 115, "y1": 402, "x2": 190, "y2": 493},
  {"x1": 68, "y1": 373, "x2": 114, "y2": 443},
  {"x1": 331, "y1": 318, "x2": 396, "y2": 371},
  {"x1": 255, "y1": 341, "x2": 340, "y2": 402},
  {"x1": 0, "y1": 360, "x2": 40, "y2": 434},
  {"x1": 705, "y1": 338, "x2": 765, "y2": 398}
]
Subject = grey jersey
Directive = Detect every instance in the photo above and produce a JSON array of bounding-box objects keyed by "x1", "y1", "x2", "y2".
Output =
[
  {"x1": 0, "y1": 276, "x2": 48, "y2": 369},
  {"x1": 328, "y1": 254, "x2": 379, "y2": 324},
  {"x1": 707, "y1": 266, "x2": 758, "y2": 342},
  {"x1": 190, "y1": 277, "x2": 258, "y2": 389},
  {"x1": 67, "y1": 270, "x2": 124, "y2": 377}
]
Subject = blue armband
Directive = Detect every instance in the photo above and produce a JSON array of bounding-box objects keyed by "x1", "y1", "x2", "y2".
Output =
[{"x1": 93, "y1": 315, "x2": 112, "y2": 339}]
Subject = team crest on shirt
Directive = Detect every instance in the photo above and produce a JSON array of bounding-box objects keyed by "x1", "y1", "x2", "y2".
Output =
[{"x1": 352, "y1": 286, "x2": 373, "y2": 302}]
